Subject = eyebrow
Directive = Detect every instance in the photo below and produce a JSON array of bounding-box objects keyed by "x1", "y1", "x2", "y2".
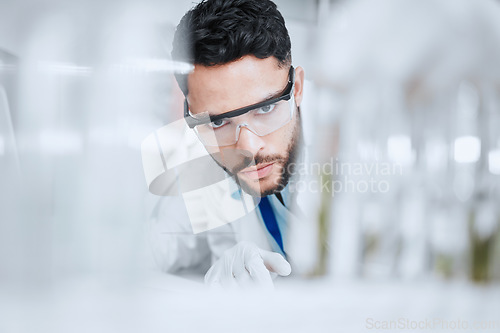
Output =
[
  {"x1": 189, "y1": 90, "x2": 280, "y2": 116},
  {"x1": 263, "y1": 88, "x2": 287, "y2": 102},
  {"x1": 185, "y1": 66, "x2": 294, "y2": 128},
  {"x1": 207, "y1": 77, "x2": 292, "y2": 117},
  {"x1": 206, "y1": 90, "x2": 281, "y2": 118}
]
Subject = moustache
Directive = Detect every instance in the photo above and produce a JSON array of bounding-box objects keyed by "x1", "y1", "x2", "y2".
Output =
[
  {"x1": 210, "y1": 149, "x2": 286, "y2": 175},
  {"x1": 232, "y1": 153, "x2": 286, "y2": 175}
]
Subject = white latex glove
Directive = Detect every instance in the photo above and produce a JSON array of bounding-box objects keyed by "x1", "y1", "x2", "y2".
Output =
[{"x1": 204, "y1": 241, "x2": 291, "y2": 289}]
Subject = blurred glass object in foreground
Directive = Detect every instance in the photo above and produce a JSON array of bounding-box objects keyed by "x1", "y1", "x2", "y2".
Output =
[
  {"x1": 0, "y1": 0, "x2": 193, "y2": 296},
  {"x1": 314, "y1": 0, "x2": 500, "y2": 283}
]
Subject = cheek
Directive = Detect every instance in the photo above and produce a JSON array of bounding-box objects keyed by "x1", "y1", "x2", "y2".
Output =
[
  {"x1": 211, "y1": 145, "x2": 251, "y2": 170},
  {"x1": 263, "y1": 118, "x2": 296, "y2": 154},
  {"x1": 205, "y1": 146, "x2": 220, "y2": 159},
  {"x1": 206, "y1": 146, "x2": 226, "y2": 166}
]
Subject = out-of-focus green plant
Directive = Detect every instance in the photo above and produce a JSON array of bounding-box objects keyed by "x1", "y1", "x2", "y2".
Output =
[
  {"x1": 468, "y1": 210, "x2": 499, "y2": 283},
  {"x1": 311, "y1": 172, "x2": 332, "y2": 277}
]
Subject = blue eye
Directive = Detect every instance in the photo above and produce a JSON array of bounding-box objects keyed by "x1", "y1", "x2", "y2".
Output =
[
  {"x1": 208, "y1": 119, "x2": 229, "y2": 129},
  {"x1": 257, "y1": 104, "x2": 276, "y2": 114}
]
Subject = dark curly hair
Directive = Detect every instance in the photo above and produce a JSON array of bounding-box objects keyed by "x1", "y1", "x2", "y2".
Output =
[{"x1": 171, "y1": 0, "x2": 292, "y2": 95}]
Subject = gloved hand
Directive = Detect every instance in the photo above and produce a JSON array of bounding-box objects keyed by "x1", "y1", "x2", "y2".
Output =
[{"x1": 204, "y1": 241, "x2": 291, "y2": 289}]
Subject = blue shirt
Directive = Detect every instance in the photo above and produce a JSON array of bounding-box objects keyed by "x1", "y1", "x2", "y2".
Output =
[{"x1": 231, "y1": 185, "x2": 291, "y2": 256}]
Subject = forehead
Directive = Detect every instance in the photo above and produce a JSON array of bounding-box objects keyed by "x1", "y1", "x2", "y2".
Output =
[{"x1": 186, "y1": 56, "x2": 288, "y2": 115}]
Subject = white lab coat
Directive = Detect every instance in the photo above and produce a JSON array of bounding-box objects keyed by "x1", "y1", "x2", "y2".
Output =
[{"x1": 146, "y1": 81, "x2": 321, "y2": 276}]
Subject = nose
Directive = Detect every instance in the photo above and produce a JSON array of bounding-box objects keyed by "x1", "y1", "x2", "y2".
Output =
[{"x1": 235, "y1": 126, "x2": 265, "y2": 156}]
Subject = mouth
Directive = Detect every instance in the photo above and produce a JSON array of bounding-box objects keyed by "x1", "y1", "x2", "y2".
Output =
[{"x1": 238, "y1": 162, "x2": 275, "y2": 180}]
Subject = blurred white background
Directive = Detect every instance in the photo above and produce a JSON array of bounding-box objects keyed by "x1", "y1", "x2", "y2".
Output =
[{"x1": 1, "y1": 0, "x2": 499, "y2": 332}]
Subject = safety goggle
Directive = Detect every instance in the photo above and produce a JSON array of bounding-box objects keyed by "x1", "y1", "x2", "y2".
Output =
[{"x1": 184, "y1": 66, "x2": 295, "y2": 147}]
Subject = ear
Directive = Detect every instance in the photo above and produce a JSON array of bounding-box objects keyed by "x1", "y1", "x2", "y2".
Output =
[{"x1": 293, "y1": 66, "x2": 305, "y2": 107}]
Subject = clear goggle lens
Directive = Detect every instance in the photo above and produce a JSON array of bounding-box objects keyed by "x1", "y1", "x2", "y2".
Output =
[{"x1": 193, "y1": 94, "x2": 295, "y2": 147}]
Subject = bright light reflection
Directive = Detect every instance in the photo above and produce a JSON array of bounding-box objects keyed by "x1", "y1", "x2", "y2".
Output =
[
  {"x1": 37, "y1": 61, "x2": 93, "y2": 75},
  {"x1": 387, "y1": 135, "x2": 415, "y2": 166},
  {"x1": 111, "y1": 58, "x2": 194, "y2": 73},
  {"x1": 453, "y1": 136, "x2": 481, "y2": 163},
  {"x1": 488, "y1": 149, "x2": 500, "y2": 175}
]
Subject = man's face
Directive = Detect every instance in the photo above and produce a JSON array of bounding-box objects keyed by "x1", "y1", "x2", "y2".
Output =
[{"x1": 186, "y1": 56, "x2": 305, "y2": 196}]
